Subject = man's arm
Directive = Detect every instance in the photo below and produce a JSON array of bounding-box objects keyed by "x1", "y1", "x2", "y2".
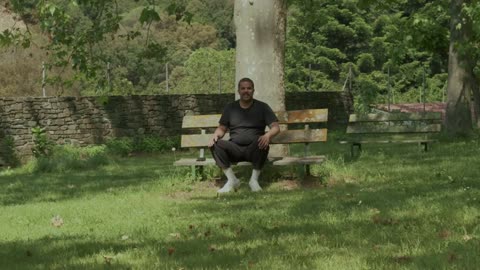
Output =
[
  {"x1": 208, "y1": 125, "x2": 228, "y2": 147},
  {"x1": 258, "y1": 122, "x2": 280, "y2": 149}
]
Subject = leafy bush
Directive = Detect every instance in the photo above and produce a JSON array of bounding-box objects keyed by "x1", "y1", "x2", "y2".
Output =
[
  {"x1": 31, "y1": 127, "x2": 53, "y2": 158},
  {"x1": 135, "y1": 135, "x2": 177, "y2": 153},
  {"x1": 357, "y1": 53, "x2": 375, "y2": 73},
  {"x1": 353, "y1": 74, "x2": 381, "y2": 113},
  {"x1": 0, "y1": 136, "x2": 20, "y2": 167},
  {"x1": 106, "y1": 136, "x2": 180, "y2": 156},
  {"x1": 33, "y1": 145, "x2": 109, "y2": 173},
  {"x1": 105, "y1": 137, "x2": 134, "y2": 156}
]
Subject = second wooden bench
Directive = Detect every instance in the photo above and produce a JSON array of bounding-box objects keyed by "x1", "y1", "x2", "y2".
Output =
[{"x1": 340, "y1": 111, "x2": 443, "y2": 156}]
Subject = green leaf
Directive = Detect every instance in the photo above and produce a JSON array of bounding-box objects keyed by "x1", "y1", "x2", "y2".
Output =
[
  {"x1": 49, "y1": 5, "x2": 57, "y2": 16},
  {"x1": 139, "y1": 7, "x2": 160, "y2": 25},
  {"x1": 166, "y1": 3, "x2": 177, "y2": 15},
  {"x1": 183, "y1": 11, "x2": 193, "y2": 24}
]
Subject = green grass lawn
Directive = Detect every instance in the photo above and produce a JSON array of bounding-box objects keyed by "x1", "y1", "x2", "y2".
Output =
[{"x1": 1, "y1": 135, "x2": 480, "y2": 269}]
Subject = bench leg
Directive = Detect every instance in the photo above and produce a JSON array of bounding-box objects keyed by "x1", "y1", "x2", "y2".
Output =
[
  {"x1": 191, "y1": 165, "x2": 197, "y2": 179},
  {"x1": 297, "y1": 165, "x2": 305, "y2": 180},
  {"x1": 191, "y1": 165, "x2": 205, "y2": 180},
  {"x1": 351, "y1": 143, "x2": 361, "y2": 157},
  {"x1": 295, "y1": 165, "x2": 311, "y2": 180},
  {"x1": 421, "y1": 142, "x2": 428, "y2": 152}
]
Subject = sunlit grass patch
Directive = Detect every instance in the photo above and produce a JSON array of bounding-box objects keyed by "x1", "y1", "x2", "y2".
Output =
[{"x1": 1, "y1": 137, "x2": 480, "y2": 269}]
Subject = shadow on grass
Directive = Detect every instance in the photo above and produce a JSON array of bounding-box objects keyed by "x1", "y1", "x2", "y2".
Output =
[
  {"x1": 180, "y1": 182, "x2": 480, "y2": 268},
  {"x1": 1, "y1": 140, "x2": 479, "y2": 268},
  {"x1": 0, "y1": 236, "x2": 139, "y2": 269},
  {"x1": 0, "y1": 155, "x2": 190, "y2": 206}
]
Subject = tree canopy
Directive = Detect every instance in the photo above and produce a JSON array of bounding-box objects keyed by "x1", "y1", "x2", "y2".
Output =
[{"x1": 1, "y1": 0, "x2": 479, "y2": 132}]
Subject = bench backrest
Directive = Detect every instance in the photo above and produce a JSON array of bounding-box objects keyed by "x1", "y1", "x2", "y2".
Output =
[
  {"x1": 346, "y1": 112, "x2": 442, "y2": 134},
  {"x1": 181, "y1": 109, "x2": 328, "y2": 148}
]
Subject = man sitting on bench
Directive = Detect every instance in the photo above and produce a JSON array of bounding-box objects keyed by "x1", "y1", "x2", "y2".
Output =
[{"x1": 208, "y1": 78, "x2": 280, "y2": 193}]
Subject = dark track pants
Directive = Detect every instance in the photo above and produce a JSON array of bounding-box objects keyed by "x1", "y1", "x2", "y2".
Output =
[{"x1": 210, "y1": 140, "x2": 269, "y2": 170}]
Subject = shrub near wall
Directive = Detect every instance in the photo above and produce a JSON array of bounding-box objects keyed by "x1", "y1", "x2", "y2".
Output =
[{"x1": 0, "y1": 92, "x2": 352, "y2": 159}]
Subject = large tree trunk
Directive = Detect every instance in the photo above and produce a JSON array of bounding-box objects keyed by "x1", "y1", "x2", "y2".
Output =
[
  {"x1": 234, "y1": 0, "x2": 288, "y2": 156},
  {"x1": 445, "y1": 0, "x2": 474, "y2": 134},
  {"x1": 471, "y1": 80, "x2": 480, "y2": 128}
]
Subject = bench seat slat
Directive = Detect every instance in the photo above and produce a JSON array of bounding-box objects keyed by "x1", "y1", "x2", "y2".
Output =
[
  {"x1": 349, "y1": 112, "x2": 442, "y2": 122},
  {"x1": 174, "y1": 156, "x2": 326, "y2": 166},
  {"x1": 346, "y1": 123, "x2": 441, "y2": 134},
  {"x1": 277, "y1": 109, "x2": 328, "y2": 123},
  {"x1": 272, "y1": 156, "x2": 326, "y2": 165},
  {"x1": 181, "y1": 133, "x2": 230, "y2": 148},
  {"x1": 340, "y1": 139, "x2": 436, "y2": 144},
  {"x1": 271, "y1": 128, "x2": 327, "y2": 144},
  {"x1": 340, "y1": 133, "x2": 435, "y2": 143},
  {"x1": 181, "y1": 128, "x2": 327, "y2": 148},
  {"x1": 174, "y1": 158, "x2": 253, "y2": 166},
  {"x1": 182, "y1": 114, "x2": 221, "y2": 128}
]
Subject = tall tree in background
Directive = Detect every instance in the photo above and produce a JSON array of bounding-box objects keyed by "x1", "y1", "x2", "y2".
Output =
[
  {"x1": 445, "y1": 0, "x2": 475, "y2": 134},
  {"x1": 234, "y1": 0, "x2": 287, "y2": 112},
  {"x1": 360, "y1": 0, "x2": 480, "y2": 134},
  {"x1": 234, "y1": 0, "x2": 287, "y2": 156}
]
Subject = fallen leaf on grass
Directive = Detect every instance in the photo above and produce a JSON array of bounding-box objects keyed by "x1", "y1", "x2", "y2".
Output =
[
  {"x1": 463, "y1": 234, "x2": 472, "y2": 241},
  {"x1": 371, "y1": 215, "x2": 397, "y2": 225},
  {"x1": 448, "y1": 252, "x2": 458, "y2": 263},
  {"x1": 121, "y1": 235, "x2": 129, "y2": 241},
  {"x1": 51, "y1": 215, "x2": 64, "y2": 228},
  {"x1": 168, "y1": 233, "x2": 181, "y2": 239},
  {"x1": 438, "y1": 230, "x2": 451, "y2": 239},
  {"x1": 393, "y1": 256, "x2": 412, "y2": 263},
  {"x1": 103, "y1": 255, "x2": 113, "y2": 265},
  {"x1": 168, "y1": 247, "x2": 175, "y2": 256}
]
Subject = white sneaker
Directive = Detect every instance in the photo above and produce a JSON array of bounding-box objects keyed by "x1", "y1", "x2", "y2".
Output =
[
  {"x1": 217, "y1": 178, "x2": 240, "y2": 193},
  {"x1": 249, "y1": 179, "x2": 262, "y2": 192}
]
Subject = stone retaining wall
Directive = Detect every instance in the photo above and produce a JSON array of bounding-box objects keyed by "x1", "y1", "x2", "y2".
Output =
[{"x1": 0, "y1": 92, "x2": 352, "y2": 161}]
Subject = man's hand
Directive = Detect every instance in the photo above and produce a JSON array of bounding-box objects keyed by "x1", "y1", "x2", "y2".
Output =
[
  {"x1": 258, "y1": 134, "x2": 271, "y2": 150},
  {"x1": 258, "y1": 122, "x2": 280, "y2": 149},
  {"x1": 209, "y1": 125, "x2": 227, "y2": 147},
  {"x1": 208, "y1": 134, "x2": 220, "y2": 147}
]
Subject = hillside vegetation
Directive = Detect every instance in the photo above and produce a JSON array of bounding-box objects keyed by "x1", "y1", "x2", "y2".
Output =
[{"x1": 0, "y1": 0, "x2": 450, "y2": 110}]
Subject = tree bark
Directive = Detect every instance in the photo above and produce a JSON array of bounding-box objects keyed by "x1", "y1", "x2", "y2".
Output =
[
  {"x1": 445, "y1": 0, "x2": 474, "y2": 134},
  {"x1": 471, "y1": 78, "x2": 480, "y2": 128},
  {"x1": 234, "y1": 0, "x2": 288, "y2": 156}
]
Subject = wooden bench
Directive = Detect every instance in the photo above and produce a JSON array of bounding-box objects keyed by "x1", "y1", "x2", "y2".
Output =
[
  {"x1": 340, "y1": 112, "x2": 442, "y2": 157},
  {"x1": 174, "y1": 109, "x2": 329, "y2": 178}
]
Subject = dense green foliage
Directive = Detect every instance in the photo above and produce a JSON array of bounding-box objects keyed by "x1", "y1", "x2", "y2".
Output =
[
  {"x1": 31, "y1": 126, "x2": 53, "y2": 158},
  {"x1": 31, "y1": 144, "x2": 109, "y2": 173},
  {"x1": 1, "y1": 0, "x2": 477, "y2": 111},
  {"x1": 25, "y1": 134, "x2": 179, "y2": 172},
  {"x1": 0, "y1": 136, "x2": 20, "y2": 167},
  {"x1": 105, "y1": 135, "x2": 180, "y2": 156},
  {"x1": 285, "y1": 0, "x2": 452, "y2": 111}
]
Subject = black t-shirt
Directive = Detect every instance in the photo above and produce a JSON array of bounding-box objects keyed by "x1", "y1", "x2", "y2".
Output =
[{"x1": 219, "y1": 99, "x2": 278, "y2": 145}]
